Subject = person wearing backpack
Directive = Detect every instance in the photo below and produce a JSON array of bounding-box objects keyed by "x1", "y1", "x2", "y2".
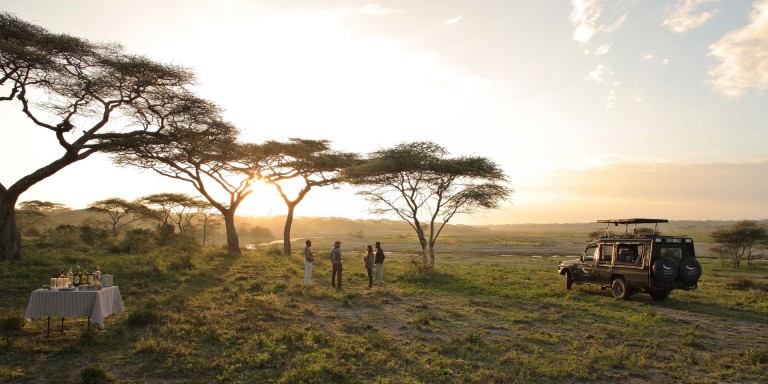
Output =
[
  {"x1": 330, "y1": 240, "x2": 343, "y2": 289},
  {"x1": 374, "y1": 241, "x2": 385, "y2": 287}
]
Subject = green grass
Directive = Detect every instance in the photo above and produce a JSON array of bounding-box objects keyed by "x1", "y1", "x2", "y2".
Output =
[{"x1": 1, "y1": 241, "x2": 767, "y2": 383}]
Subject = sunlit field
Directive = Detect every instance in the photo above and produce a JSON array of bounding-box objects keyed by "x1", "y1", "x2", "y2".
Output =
[{"x1": 1, "y1": 232, "x2": 767, "y2": 383}]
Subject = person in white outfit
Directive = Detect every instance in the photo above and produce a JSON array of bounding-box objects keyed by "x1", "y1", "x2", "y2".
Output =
[{"x1": 303, "y1": 239, "x2": 315, "y2": 287}]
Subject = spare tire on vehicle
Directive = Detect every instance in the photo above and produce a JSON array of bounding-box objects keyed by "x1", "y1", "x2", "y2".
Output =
[
  {"x1": 652, "y1": 257, "x2": 678, "y2": 282},
  {"x1": 678, "y1": 257, "x2": 703, "y2": 282}
]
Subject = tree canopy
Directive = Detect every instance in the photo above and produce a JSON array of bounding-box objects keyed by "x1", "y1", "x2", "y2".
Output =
[
  {"x1": 244, "y1": 138, "x2": 359, "y2": 255},
  {"x1": 346, "y1": 141, "x2": 512, "y2": 269},
  {"x1": 0, "y1": 13, "x2": 201, "y2": 260}
]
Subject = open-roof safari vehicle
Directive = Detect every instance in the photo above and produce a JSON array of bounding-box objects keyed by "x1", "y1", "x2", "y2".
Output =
[{"x1": 557, "y1": 218, "x2": 703, "y2": 300}]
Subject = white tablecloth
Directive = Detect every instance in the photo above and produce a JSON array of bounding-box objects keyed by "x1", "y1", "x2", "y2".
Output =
[{"x1": 24, "y1": 286, "x2": 124, "y2": 328}]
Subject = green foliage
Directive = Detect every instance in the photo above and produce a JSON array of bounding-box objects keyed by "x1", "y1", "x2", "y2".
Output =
[
  {"x1": 78, "y1": 366, "x2": 114, "y2": 384},
  {"x1": 3, "y1": 238, "x2": 768, "y2": 383},
  {"x1": 118, "y1": 228, "x2": 155, "y2": 254},
  {"x1": 0, "y1": 316, "x2": 23, "y2": 332}
]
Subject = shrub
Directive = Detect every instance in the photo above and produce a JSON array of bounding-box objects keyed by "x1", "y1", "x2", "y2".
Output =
[
  {"x1": 79, "y1": 366, "x2": 113, "y2": 384},
  {"x1": 119, "y1": 229, "x2": 155, "y2": 254},
  {"x1": 126, "y1": 309, "x2": 160, "y2": 327},
  {"x1": 0, "y1": 316, "x2": 23, "y2": 332}
]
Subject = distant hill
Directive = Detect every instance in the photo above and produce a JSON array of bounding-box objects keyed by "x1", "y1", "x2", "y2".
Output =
[{"x1": 30, "y1": 209, "x2": 755, "y2": 244}]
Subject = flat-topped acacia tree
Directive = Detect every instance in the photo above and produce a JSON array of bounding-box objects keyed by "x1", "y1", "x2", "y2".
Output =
[
  {"x1": 244, "y1": 139, "x2": 359, "y2": 256},
  {"x1": 108, "y1": 116, "x2": 257, "y2": 256},
  {"x1": 0, "y1": 13, "x2": 201, "y2": 260},
  {"x1": 346, "y1": 141, "x2": 513, "y2": 270}
]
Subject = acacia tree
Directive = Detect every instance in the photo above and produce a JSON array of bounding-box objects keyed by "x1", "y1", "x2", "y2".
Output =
[
  {"x1": 195, "y1": 201, "x2": 221, "y2": 246},
  {"x1": 711, "y1": 220, "x2": 768, "y2": 267},
  {"x1": 87, "y1": 198, "x2": 154, "y2": 237},
  {"x1": 139, "y1": 193, "x2": 203, "y2": 236},
  {"x1": 346, "y1": 141, "x2": 512, "y2": 270},
  {"x1": 16, "y1": 200, "x2": 68, "y2": 236},
  {"x1": 247, "y1": 139, "x2": 359, "y2": 256},
  {"x1": 109, "y1": 114, "x2": 257, "y2": 255},
  {"x1": 0, "y1": 13, "x2": 198, "y2": 260}
]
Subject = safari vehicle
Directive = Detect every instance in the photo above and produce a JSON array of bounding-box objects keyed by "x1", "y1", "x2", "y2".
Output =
[{"x1": 557, "y1": 218, "x2": 702, "y2": 300}]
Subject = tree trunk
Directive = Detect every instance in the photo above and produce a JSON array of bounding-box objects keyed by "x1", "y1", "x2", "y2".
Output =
[
  {"x1": 223, "y1": 211, "x2": 241, "y2": 256},
  {"x1": 283, "y1": 204, "x2": 296, "y2": 256},
  {"x1": 0, "y1": 196, "x2": 22, "y2": 261}
]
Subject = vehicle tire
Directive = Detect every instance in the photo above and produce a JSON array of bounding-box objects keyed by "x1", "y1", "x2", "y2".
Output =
[
  {"x1": 650, "y1": 290, "x2": 670, "y2": 301},
  {"x1": 611, "y1": 278, "x2": 628, "y2": 300},
  {"x1": 564, "y1": 270, "x2": 574, "y2": 290},
  {"x1": 651, "y1": 257, "x2": 678, "y2": 282},
  {"x1": 678, "y1": 257, "x2": 703, "y2": 282}
]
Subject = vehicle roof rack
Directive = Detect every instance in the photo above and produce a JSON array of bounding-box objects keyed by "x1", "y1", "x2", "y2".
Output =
[{"x1": 597, "y1": 218, "x2": 668, "y2": 237}]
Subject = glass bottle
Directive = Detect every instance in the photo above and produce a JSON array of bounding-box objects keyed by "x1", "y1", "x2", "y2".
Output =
[{"x1": 73, "y1": 266, "x2": 81, "y2": 286}]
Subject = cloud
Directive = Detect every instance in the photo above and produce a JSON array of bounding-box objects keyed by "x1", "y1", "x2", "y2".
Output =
[
  {"x1": 569, "y1": 0, "x2": 602, "y2": 44},
  {"x1": 708, "y1": 0, "x2": 768, "y2": 98},
  {"x1": 569, "y1": 0, "x2": 627, "y2": 45},
  {"x1": 444, "y1": 16, "x2": 463, "y2": 26},
  {"x1": 663, "y1": 0, "x2": 720, "y2": 33},
  {"x1": 357, "y1": 4, "x2": 398, "y2": 16},
  {"x1": 584, "y1": 64, "x2": 612, "y2": 82},
  {"x1": 594, "y1": 43, "x2": 611, "y2": 55}
]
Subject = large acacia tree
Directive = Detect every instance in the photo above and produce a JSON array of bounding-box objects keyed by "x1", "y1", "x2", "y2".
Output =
[
  {"x1": 109, "y1": 115, "x2": 256, "y2": 255},
  {"x1": 246, "y1": 139, "x2": 359, "y2": 256},
  {"x1": 346, "y1": 141, "x2": 512, "y2": 270},
  {"x1": 0, "y1": 13, "x2": 198, "y2": 260}
]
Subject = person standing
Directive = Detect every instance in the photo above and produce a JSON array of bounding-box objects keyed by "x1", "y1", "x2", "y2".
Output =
[
  {"x1": 331, "y1": 240, "x2": 343, "y2": 289},
  {"x1": 303, "y1": 240, "x2": 315, "y2": 287},
  {"x1": 364, "y1": 244, "x2": 375, "y2": 288},
  {"x1": 374, "y1": 241, "x2": 385, "y2": 287}
]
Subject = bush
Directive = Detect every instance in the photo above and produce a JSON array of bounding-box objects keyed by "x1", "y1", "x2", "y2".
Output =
[
  {"x1": 119, "y1": 229, "x2": 155, "y2": 254},
  {"x1": 0, "y1": 316, "x2": 24, "y2": 332},
  {"x1": 126, "y1": 309, "x2": 160, "y2": 327},
  {"x1": 79, "y1": 366, "x2": 113, "y2": 384}
]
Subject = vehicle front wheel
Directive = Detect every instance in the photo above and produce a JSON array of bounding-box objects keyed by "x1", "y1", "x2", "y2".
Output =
[
  {"x1": 564, "y1": 270, "x2": 574, "y2": 290},
  {"x1": 611, "y1": 278, "x2": 628, "y2": 300}
]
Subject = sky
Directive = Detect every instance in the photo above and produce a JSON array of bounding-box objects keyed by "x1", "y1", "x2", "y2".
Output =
[{"x1": 1, "y1": 0, "x2": 767, "y2": 224}]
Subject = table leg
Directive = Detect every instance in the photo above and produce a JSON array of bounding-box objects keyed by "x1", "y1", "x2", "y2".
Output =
[
  {"x1": 46, "y1": 316, "x2": 50, "y2": 338},
  {"x1": 60, "y1": 317, "x2": 64, "y2": 333},
  {"x1": 87, "y1": 317, "x2": 90, "y2": 331}
]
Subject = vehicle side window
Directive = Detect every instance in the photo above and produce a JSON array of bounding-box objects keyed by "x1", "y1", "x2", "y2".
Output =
[
  {"x1": 599, "y1": 244, "x2": 614, "y2": 263},
  {"x1": 583, "y1": 245, "x2": 597, "y2": 262},
  {"x1": 617, "y1": 244, "x2": 640, "y2": 264}
]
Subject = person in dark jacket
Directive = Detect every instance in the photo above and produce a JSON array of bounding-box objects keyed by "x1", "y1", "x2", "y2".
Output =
[
  {"x1": 374, "y1": 241, "x2": 385, "y2": 287},
  {"x1": 330, "y1": 240, "x2": 343, "y2": 289},
  {"x1": 364, "y1": 244, "x2": 375, "y2": 288}
]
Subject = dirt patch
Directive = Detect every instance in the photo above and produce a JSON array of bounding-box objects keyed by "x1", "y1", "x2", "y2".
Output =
[{"x1": 654, "y1": 307, "x2": 768, "y2": 351}]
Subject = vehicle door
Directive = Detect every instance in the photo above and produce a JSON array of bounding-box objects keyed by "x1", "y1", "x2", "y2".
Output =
[
  {"x1": 572, "y1": 244, "x2": 598, "y2": 283},
  {"x1": 594, "y1": 243, "x2": 614, "y2": 284},
  {"x1": 614, "y1": 242, "x2": 646, "y2": 287}
]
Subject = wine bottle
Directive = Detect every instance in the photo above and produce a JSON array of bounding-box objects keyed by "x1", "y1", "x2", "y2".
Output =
[{"x1": 73, "y1": 267, "x2": 81, "y2": 286}]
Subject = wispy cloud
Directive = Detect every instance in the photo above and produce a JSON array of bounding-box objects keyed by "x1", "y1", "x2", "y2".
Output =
[
  {"x1": 357, "y1": 4, "x2": 399, "y2": 16},
  {"x1": 663, "y1": 0, "x2": 720, "y2": 33},
  {"x1": 708, "y1": 0, "x2": 768, "y2": 98},
  {"x1": 584, "y1": 64, "x2": 612, "y2": 82},
  {"x1": 569, "y1": 0, "x2": 602, "y2": 44},
  {"x1": 569, "y1": 0, "x2": 626, "y2": 45},
  {"x1": 444, "y1": 16, "x2": 463, "y2": 26},
  {"x1": 594, "y1": 43, "x2": 611, "y2": 55}
]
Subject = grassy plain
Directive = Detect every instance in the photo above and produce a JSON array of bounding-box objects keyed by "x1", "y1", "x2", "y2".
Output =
[{"x1": 1, "y1": 226, "x2": 767, "y2": 383}]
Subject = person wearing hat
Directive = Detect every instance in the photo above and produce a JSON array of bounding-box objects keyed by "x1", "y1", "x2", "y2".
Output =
[{"x1": 330, "y1": 240, "x2": 343, "y2": 289}]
